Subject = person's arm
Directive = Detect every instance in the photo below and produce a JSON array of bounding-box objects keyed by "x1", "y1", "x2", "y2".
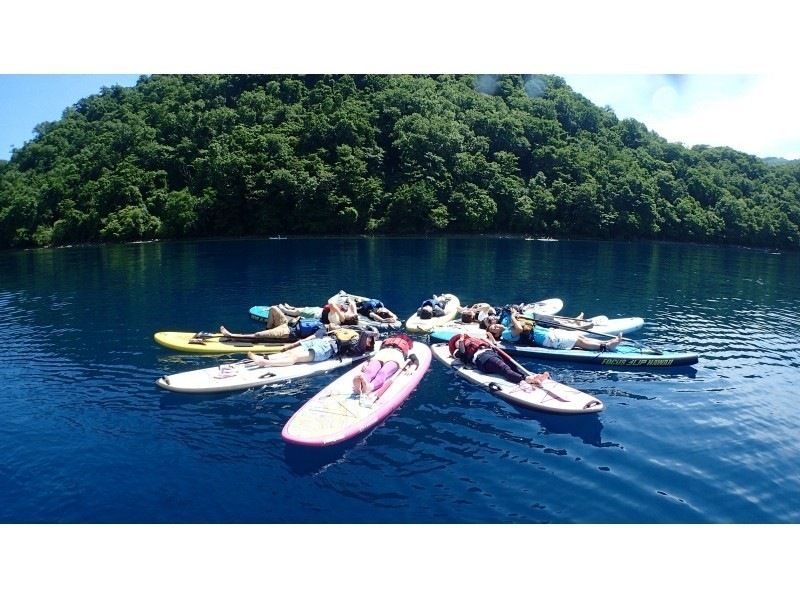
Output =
[{"x1": 509, "y1": 312, "x2": 526, "y2": 336}]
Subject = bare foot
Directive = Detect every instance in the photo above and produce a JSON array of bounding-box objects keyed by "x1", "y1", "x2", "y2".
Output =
[
  {"x1": 605, "y1": 334, "x2": 622, "y2": 350},
  {"x1": 247, "y1": 351, "x2": 269, "y2": 367},
  {"x1": 220, "y1": 325, "x2": 232, "y2": 336},
  {"x1": 526, "y1": 372, "x2": 550, "y2": 386}
]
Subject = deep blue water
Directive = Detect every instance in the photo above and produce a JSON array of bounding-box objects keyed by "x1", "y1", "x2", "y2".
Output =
[{"x1": 1, "y1": 237, "x2": 798, "y2": 523}]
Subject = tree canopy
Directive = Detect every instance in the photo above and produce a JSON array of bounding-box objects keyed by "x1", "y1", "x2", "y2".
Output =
[{"x1": 1, "y1": 74, "x2": 798, "y2": 249}]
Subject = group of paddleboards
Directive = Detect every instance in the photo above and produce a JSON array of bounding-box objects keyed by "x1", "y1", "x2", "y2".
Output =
[{"x1": 154, "y1": 291, "x2": 700, "y2": 446}]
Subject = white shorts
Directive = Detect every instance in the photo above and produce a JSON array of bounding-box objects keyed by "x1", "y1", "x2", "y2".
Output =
[{"x1": 533, "y1": 327, "x2": 578, "y2": 350}]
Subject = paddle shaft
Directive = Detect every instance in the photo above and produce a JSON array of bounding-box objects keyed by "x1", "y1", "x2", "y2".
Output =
[
  {"x1": 488, "y1": 347, "x2": 592, "y2": 401},
  {"x1": 200, "y1": 333, "x2": 290, "y2": 344},
  {"x1": 492, "y1": 345, "x2": 534, "y2": 377},
  {"x1": 491, "y1": 345, "x2": 571, "y2": 401}
]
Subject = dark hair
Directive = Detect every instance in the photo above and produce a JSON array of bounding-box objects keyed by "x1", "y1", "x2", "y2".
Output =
[{"x1": 479, "y1": 315, "x2": 498, "y2": 329}]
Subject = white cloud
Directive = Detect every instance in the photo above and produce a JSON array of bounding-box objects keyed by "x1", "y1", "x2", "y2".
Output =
[{"x1": 564, "y1": 75, "x2": 800, "y2": 160}]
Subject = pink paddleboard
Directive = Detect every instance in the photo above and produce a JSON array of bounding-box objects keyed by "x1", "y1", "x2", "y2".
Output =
[{"x1": 282, "y1": 343, "x2": 432, "y2": 446}]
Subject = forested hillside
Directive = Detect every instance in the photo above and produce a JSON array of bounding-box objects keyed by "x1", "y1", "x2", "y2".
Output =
[{"x1": 1, "y1": 74, "x2": 798, "y2": 249}]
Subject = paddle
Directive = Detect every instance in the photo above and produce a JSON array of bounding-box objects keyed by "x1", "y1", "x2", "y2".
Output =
[
  {"x1": 192, "y1": 332, "x2": 289, "y2": 344},
  {"x1": 518, "y1": 314, "x2": 663, "y2": 355},
  {"x1": 491, "y1": 345, "x2": 550, "y2": 386}
]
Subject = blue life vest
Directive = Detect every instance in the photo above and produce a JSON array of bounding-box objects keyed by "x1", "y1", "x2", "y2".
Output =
[
  {"x1": 294, "y1": 318, "x2": 324, "y2": 339},
  {"x1": 357, "y1": 298, "x2": 384, "y2": 316}
]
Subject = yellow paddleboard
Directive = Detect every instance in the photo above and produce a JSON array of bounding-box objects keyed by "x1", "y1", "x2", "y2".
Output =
[{"x1": 153, "y1": 331, "x2": 292, "y2": 354}]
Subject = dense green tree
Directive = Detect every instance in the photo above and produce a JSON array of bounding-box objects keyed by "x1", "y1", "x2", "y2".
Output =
[{"x1": 1, "y1": 74, "x2": 798, "y2": 250}]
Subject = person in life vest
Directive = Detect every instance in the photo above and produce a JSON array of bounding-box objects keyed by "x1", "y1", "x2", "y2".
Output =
[
  {"x1": 247, "y1": 329, "x2": 377, "y2": 368},
  {"x1": 447, "y1": 333, "x2": 550, "y2": 386},
  {"x1": 219, "y1": 306, "x2": 328, "y2": 341},
  {"x1": 353, "y1": 332, "x2": 414, "y2": 394},
  {"x1": 484, "y1": 308, "x2": 621, "y2": 351},
  {"x1": 356, "y1": 298, "x2": 399, "y2": 324}
]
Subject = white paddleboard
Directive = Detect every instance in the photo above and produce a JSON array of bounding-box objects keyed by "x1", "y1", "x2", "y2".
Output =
[
  {"x1": 430, "y1": 343, "x2": 603, "y2": 414},
  {"x1": 156, "y1": 343, "x2": 380, "y2": 393}
]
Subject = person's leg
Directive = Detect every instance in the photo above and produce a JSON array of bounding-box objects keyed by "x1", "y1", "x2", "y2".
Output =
[
  {"x1": 266, "y1": 306, "x2": 289, "y2": 329},
  {"x1": 257, "y1": 323, "x2": 292, "y2": 338},
  {"x1": 477, "y1": 353, "x2": 524, "y2": 384},
  {"x1": 278, "y1": 304, "x2": 301, "y2": 317},
  {"x1": 361, "y1": 359, "x2": 383, "y2": 382},
  {"x1": 253, "y1": 346, "x2": 313, "y2": 367},
  {"x1": 370, "y1": 362, "x2": 400, "y2": 392},
  {"x1": 354, "y1": 359, "x2": 382, "y2": 393},
  {"x1": 574, "y1": 334, "x2": 621, "y2": 351}
]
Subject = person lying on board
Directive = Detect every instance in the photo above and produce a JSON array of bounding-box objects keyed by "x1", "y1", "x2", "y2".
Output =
[
  {"x1": 416, "y1": 294, "x2": 448, "y2": 319},
  {"x1": 459, "y1": 302, "x2": 497, "y2": 323},
  {"x1": 247, "y1": 328, "x2": 377, "y2": 368},
  {"x1": 355, "y1": 298, "x2": 399, "y2": 324},
  {"x1": 352, "y1": 333, "x2": 414, "y2": 394},
  {"x1": 277, "y1": 298, "x2": 359, "y2": 326},
  {"x1": 482, "y1": 309, "x2": 621, "y2": 351},
  {"x1": 246, "y1": 336, "x2": 339, "y2": 367},
  {"x1": 447, "y1": 333, "x2": 550, "y2": 387},
  {"x1": 220, "y1": 306, "x2": 330, "y2": 341}
]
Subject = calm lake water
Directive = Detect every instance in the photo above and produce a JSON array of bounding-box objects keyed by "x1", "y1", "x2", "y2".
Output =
[{"x1": 1, "y1": 236, "x2": 798, "y2": 523}]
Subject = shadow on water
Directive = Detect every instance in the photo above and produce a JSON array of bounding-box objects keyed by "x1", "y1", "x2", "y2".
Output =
[
  {"x1": 157, "y1": 389, "x2": 235, "y2": 409},
  {"x1": 283, "y1": 439, "x2": 362, "y2": 476},
  {"x1": 507, "y1": 406, "x2": 611, "y2": 447}
]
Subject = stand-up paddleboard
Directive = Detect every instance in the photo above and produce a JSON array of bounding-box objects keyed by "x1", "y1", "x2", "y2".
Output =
[
  {"x1": 429, "y1": 329, "x2": 698, "y2": 367},
  {"x1": 154, "y1": 331, "x2": 293, "y2": 354},
  {"x1": 430, "y1": 343, "x2": 603, "y2": 414},
  {"x1": 156, "y1": 343, "x2": 380, "y2": 393},
  {"x1": 526, "y1": 313, "x2": 644, "y2": 338},
  {"x1": 282, "y1": 343, "x2": 432, "y2": 446},
  {"x1": 328, "y1": 290, "x2": 403, "y2": 332},
  {"x1": 405, "y1": 293, "x2": 461, "y2": 333},
  {"x1": 521, "y1": 297, "x2": 563, "y2": 316},
  {"x1": 429, "y1": 316, "x2": 642, "y2": 342}
]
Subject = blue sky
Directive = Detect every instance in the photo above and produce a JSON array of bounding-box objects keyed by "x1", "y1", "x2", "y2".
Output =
[
  {"x1": 0, "y1": 75, "x2": 141, "y2": 160},
  {"x1": 1, "y1": 73, "x2": 798, "y2": 161}
]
